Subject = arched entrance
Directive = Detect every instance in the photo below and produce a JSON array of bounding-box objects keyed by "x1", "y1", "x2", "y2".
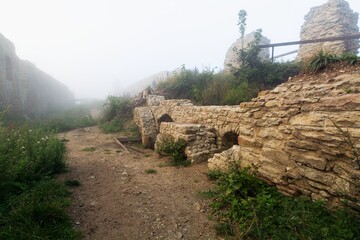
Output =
[
  {"x1": 221, "y1": 131, "x2": 239, "y2": 149},
  {"x1": 157, "y1": 114, "x2": 174, "y2": 124}
]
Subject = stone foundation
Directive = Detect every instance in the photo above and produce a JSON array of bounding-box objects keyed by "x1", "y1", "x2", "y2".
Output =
[{"x1": 155, "y1": 122, "x2": 221, "y2": 163}]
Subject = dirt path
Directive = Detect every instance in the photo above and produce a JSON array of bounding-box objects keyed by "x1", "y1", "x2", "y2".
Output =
[{"x1": 60, "y1": 126, "x2": 219, "y2": 240}]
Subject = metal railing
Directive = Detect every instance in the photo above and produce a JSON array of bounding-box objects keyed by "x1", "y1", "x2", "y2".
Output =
[{"x1": 258, "y1": 33, "x2": 360, "y2": 61}]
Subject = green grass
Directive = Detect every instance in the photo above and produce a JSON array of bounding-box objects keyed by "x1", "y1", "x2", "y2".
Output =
[
  {"x1": 0, "y1": 180, "x2": 81, "y2": 240},
  {"x1": 207, "y1": 168, "x2": 360, "y2": 239},
  {"x1": 155, "y1": 135, "x2": 190, "y2": 167},
  {"x1": 145, "y1": 169, "x2": 157, "y2": 174},
  {"x1": 0, "y1": 114, "x2": 81, "y2": 239},
  {"x1": 35, "y1": 104, "x2": 99, "y2": 132},
  {"x1": 81, "y1": 147, "x2": 96, "y2": 152},
  {"x1": 305, "y1": 51, "x2": 359, "y2": 73},
  {"x1": 99, "y1": 117, "x2": 125, "y2": 133}
]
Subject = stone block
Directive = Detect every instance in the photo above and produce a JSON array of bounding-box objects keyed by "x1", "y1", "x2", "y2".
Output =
[
  {"x1": 238, "y1": 136, "x2": 263, "y2": 148},
  {"x1": 291, "y1": 153, "x2": 327, "y2": 171}
]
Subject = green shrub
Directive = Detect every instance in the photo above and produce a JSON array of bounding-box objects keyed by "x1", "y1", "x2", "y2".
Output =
[
  {"x1": 304, "y1": 51, "x2": 360, "y2": 73},
  {"x1": 340, "y1": 52, "x2": 359, "y2": 64},
  {"x1": 156, "y1": 31, "x2": 300, "y2": 106},
  {"x1": 102, "y1": 96, "x2": 131, "y2": 122},
  {"x1": 156, "y1": 135, "x2": 190, "y2": 166},
  {"x1": 99, "y1": 117, "x2": 125, "y2": 133},
  {"x1": 305, "y1": 50, "x2": 340, "y2": 73},
  {"x1": 208, "y1": 168, "x2": 360, "y2": 239},
  {"x1": 0, "y1": 113, "x2": 80, "y2": 239},
  {"x1": 0, "y1": 125, "x2": 66, "y2": 200}
]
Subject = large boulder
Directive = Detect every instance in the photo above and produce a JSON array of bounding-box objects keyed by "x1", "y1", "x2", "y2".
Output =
[{"x1": 224, "y1": 31, "x2": 270, "y2": 72}]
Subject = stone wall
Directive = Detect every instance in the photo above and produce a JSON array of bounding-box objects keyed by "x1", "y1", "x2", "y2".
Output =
[
  {"x1": 134, "y1": 69, "x2": 360, "y2": 209},
  {"x1": 297, "y1": 0, "x2": 359, "y2": 61},
  {"x1": 154, "y1": 123, "x2": 220, "y2": 163},
  {"x1": 0, "y1": 33, "x2": 74, "y2": 116}
]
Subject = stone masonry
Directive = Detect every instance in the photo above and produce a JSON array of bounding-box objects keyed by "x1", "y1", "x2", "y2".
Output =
[
  {"x1": 154, "y1": 123, "x2": 220, "y2": 164},
  {"x1": 134, "y1": 70, "x2": 360, "y2": 209},
  {"x1": 297, "y1": 0, "x2": 359, "y2": 61}
]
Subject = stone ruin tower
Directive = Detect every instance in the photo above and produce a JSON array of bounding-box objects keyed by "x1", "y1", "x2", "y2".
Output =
[
  {"x1": 297, "y1": 0, "x2": 359, "y2": 61},
  {"x1": 224, "y1": 31, "x2": 270, "y2": 72}
]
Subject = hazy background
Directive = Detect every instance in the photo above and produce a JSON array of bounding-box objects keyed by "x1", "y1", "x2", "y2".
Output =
[{"x1": 0, "y1": 0, "x2": 359, "y2": 99}]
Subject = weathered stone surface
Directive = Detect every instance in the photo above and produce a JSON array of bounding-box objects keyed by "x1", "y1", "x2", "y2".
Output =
[
  {"x1": 297, "y1": 0, "x2": 359, "y2": 61},
  {"x1": 155, "y1": 123, "x2": 221, "y2": 163},
  {"x1": 208, "y1": 146, "x2": 241, "y2": 171},
  {"x1": 224, "y1": 32, "x2": 270, "y2": 72},
  {"x1": 134, "y1": 70, "x2": 360, "y2": 209},
  {"x1": 0, "y1": 33, "x2": 74, "y2": 116}
]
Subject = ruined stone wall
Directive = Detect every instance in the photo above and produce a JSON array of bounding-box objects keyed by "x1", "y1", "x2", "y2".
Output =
[
  {"x1": 155, "y1": 123, "x2": 220, "y2": 163},
  {"x1": 210, "y1": 72, "x2": 360, "y2": 209},
  {"x1": 0, "y1": 33, "x2": 74, "y2": 116},
  {"x1": 297, "y1": 0, "x2": 359, "y2": 61},
  {"x1": 154, "y1": 101, "x2": 242, "y2": 138},
  {"x1": 134, "y1": 71, "x2": 360, "y2": 208}
]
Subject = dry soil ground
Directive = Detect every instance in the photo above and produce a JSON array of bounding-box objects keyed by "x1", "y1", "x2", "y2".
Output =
[{"x1": 60, "y1": 126, "x2": 219, "y2": 240}]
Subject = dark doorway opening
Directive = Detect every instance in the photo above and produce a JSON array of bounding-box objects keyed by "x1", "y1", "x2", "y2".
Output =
[
  {"x1": 222, "y1": 131, "x2": 239, "y2": 149},
  {"x1": 158, "y1": 114, "x2": 174, "y2": 124}
]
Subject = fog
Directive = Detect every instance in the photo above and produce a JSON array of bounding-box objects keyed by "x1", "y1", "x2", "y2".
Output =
[{"x1": 0, "y1": 0, "x2": 359, "y2": 99}]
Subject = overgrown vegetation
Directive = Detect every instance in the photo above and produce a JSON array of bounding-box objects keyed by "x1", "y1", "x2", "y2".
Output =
[
  {"x1": 41, "y1": 105, "x2": 98, "y2": 132},
  {"x1": 100, "y1": 96, "x2": 133, "y2": 133},
  {"x1": 156, "y1": 13, "x2": 300, "y2": 105},
  {"x1": 206, "y1": 167, "x2": 360, "y2": 239},
  {"x1": 305, "y1": 50, "x2": 360, "y2": 73},
  {"x1": 0, "y1": 112, "x2": 80, "y2": 239},
  {"x1": 155, "y1": 135, "x2": 190, "y2": 166},
  {"x1": 156, "y1": 58, "x2": 300, "y2": 106}
]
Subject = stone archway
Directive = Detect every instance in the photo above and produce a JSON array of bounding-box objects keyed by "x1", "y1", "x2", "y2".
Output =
[{"x1": 157, "y1": 114, "x2": 174, "y2": 124}]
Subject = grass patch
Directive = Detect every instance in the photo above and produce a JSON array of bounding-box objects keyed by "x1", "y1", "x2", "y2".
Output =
[
  {"x1": 64, "y1": 180, "x2": 81, "y2": 187},
  {"x1": 155, "y1": 135, "x2": 190, "y2": 167},
  {"x1": 0, "y1": 114, "x2": 80, "y2": 239},
  {"x1": 208, "y1": 168, "x2": 360, "y2": 239},
  {"x1": 145, "y1": 169, "x2": 157, "y2": 174},
  {"x1": 81, "y1": 147, "x2": 96, "y2": 152},
  {"x1": 0, "y1": 180, "x2": 81, "y2": 240},
  {"x1": 305, "y1": 50, "x2": 359, "y2": 73},
  {"x1": 104, "y1": 149, "x2": 112, "y2": 154},
  {"x1": 34, "y1": 103, "x2": 100, "y2": 132},
  {"x1": 99, "y1": 117, "x2": 125, "y2": 133}
]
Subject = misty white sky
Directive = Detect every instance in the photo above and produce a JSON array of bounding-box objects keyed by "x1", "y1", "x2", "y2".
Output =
[{"x1": 0, "y1": 0, "x2": 359, "y2": 99}]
